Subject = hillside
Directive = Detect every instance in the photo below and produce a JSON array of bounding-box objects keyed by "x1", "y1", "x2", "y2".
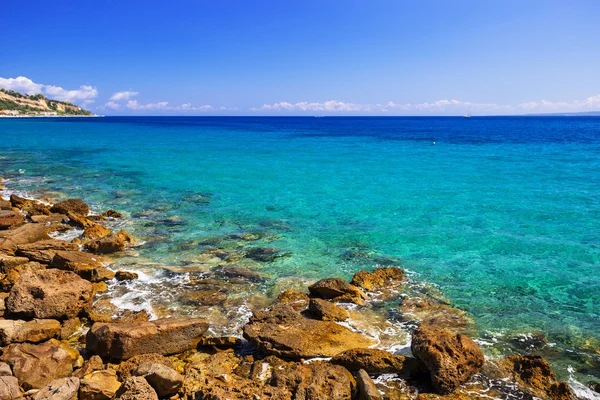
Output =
[{"x1": 0, "y1": 88, "x2": 93, "y2": 116}]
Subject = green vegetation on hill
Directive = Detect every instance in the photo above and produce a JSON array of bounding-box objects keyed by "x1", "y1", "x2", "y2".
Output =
[{"x1": 0, "y1": 88, "x2": 93, "y2": 116}]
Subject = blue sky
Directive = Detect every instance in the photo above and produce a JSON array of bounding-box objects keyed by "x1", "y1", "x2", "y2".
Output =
[{"x1": 2, "y1": 0, "x2": 600, "y2": 115}]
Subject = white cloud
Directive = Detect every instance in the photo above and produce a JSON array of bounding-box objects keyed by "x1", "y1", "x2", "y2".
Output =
[
  {"x1": 126, "y1": 100, "x2": 170, "y2": 110},
  {"x1": 43, "y1": 85, "x2": 98, "y2": 102},
  {"x1": 0, "y1": 76, "x2": 44, "y2": 94},
  {"x1": 109, "y1": 91, "x2": 138, "y2": 101},
  {"x1": 252, "y1": 100, "x2": 369, "y2": 112},
  {"x1": 104, "y1": 101, "x2": 121, "y2": 110}
]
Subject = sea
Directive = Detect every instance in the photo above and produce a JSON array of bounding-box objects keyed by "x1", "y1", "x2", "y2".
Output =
[{"x1": 1, "y1": 116, "x2": 599, "y2": 391}]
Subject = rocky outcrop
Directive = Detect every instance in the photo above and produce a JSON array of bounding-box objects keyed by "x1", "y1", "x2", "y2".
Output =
[
  {"x1": 133, "y1": 362, "x2": 183, "y2": 398},
  {"x1": 6, "y1": 269, "x2": 93, "y2": 320},
  {"x1": 0, "y1": 211, "x2": 24, "y2": 230},
  {"x1": 50, "y1": 199, "x2": 90, "y2": 216},
  {"x1": 32, "y1": 377, "x2": 80, "y2": 400},
  {"x1": 276, "y1": 289, "x2": 310, "y2": 311},
  {"x1": 1, "y1": 341, "x2": 75, "y2": 389},
  {"x1": 84, "y1": 230, "x2": 134, "y2": 254},
  {"x1": 0, "y1": 376, "x2": 22, "y2": 400},
  {"x1": 351, "y1": 266, "x2": 405, "y2": 291},
  {"x1": 331, "y1": 348, "x2": 421, "y2": 375},
  {"x1": 308, "y1": 298, "x2": 349, "y2": 321},
  {"x1": 82, "y1": 224, "x2": 112, "y2": 240},
  {"x1": 411, "y1": 327, "x2": 485, "y2": 394},
  {"x1": 86, "y1": 318, "x2": 209, "y2": 360},
  {"x1": 0, "y1": 319, "x2": 61, "y2": 345},
  {"x1": 10, "y1": 195, "x2": 50, "y2": 216},
  {"x1": 15, "y1": 239, "x2": 79, "y2": 263},
  {"x1": 308, "y1": 278, "x2": 367, "y2": 304},
  {"x1": 0, "y1": 224, "x2": 50, "y2": 253},
  {"x1": 243, "y1": 304, "x2": 375, "y2": 359},
  {"x1": 114, "y1": 377, "x2": 158, "y2": 400},
  {"x1": 79, "y1": 369, "x2": 121, "y2": 400}
]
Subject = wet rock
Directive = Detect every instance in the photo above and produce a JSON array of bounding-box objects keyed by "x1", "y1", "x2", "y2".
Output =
[
  {"x1": 245, "y1": 247, "x2": 288, "y2": 262},
  {"x1": 65, "y1": 211, "x2": 95, "y2": 229},
  {"x1": 15, "y1": 239, "x2": 79, "y2": 263},
  {"x1": 10, "y1": 195, "x2": 50, "y2": 216},
  {"x1": 331, "y1": 348, "x2": 421, "y2": 375},
  {"x1": 101, "y1": 209, "x2": 123, "y2": 219},
  {"x1": 197, "y1": 336, "x2": 242, "y2": 348},
  {"x1": 87, "y1": 318, "x2": 209, "y2": 360},
  {"x1": 308, "y1": 277, "x2": 367, "y2": 305},
  {"x1": 60, "y1": 318, "x2": 82, "y2": 340},
  {"x1": 181, "y1": 289, "x2": 227, "y2": 306},
  {"x1": 0, "y1": 211, "x2": 24, "y2": 230},
  {"x1": 50, "y1": 199, "x2": 90, "y2": 216},
  {"x1": 398, "y1": 296, "x2": 471, "y2": 333},
  {"x1": 357, "y1": 369, "x2": 382, "y2": 400},
  {"x1": 6, "y1": 269, "x2": 93, "y2": 320},
  {"x1": 84, "y1": 299, "x2": 150, "y2": 324},
  {"x1": 275, "y1": 289, "x2": 310, "y2": 311},
  {"x1": 73, "y1": 356, "x2": 104, "y2": 379},
  {"x1": 0, "y1": 224, "x2": 50, "y2": 253},
  {"x1": 243, "y1": 304, "x2": 375, "y2": 359},
  {"x1": 0, "y1": 376, "x2": 22, "y2": 400},
  {"x1": 50, "y1": 251, "x2": 111, "y2": 281},
  {"x1": 84, "y1": 230, "x2": 134, "y2": 254},
  {"x1": 411, "y1": 327, "x2": 485, "y2": 394},
  {"x1": 82, "y1": 224, "x2": 112, "y2": 240},
  {"x1": 213, "y1": 265, "x2": 263, "y2": 282},
  {"x1": 115, "y1": 270, "x2": 138, "y2": 281},
  {"x1": 498, "y1": 355, "x2": 575, "y2": 400},
  {"x1": 0, "y1": 319, "x2": 61, "y2": 345},
  {"x1": 133, "y1": 362, "x2": 183, "y2": 398},
  {"x1": 1, "y1": 341, "x2": 74, "y2": 390},
  {"x1": 114, "y1": 377, "x2": 158, "y2": 400},
  {"x1": 308, "y1": 298, "x2": 349, "y2": 321},
  {"x1": 351, "y1": 266, "x2": 405, "y2": 291},
  {"x1": 32, "y1": 377, "x2": 79, "y2": 400},
  {"x1": 79, "y1": 369, "x2": 121, "y2": 400},
  {"x1": 29, "y1": 213, "x2": 68, "y2": 225},
  {"x1": 203, "y1": 248, "x2": 245, "y2": 263}
]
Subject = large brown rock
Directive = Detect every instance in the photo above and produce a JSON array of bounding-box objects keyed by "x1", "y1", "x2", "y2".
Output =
[
  {"x1": 0, "y1": 255, "x2": 29, "y2": 272},
  {"x1": 0, "y1": 211, "x2": 24, "y2": 230},
  {"x1": 275, "y1": 289, "x2": 310, "y2": 311},
  {"x1": 79, "y1": 369, "x2": 122, "y2": 400},
  {"x1": 84, "y1": 298, "x2": 150, "y2": 324},
  {"x1": 86, "y1": 318, "x2": 209, "y2": 360},
  {"x1": 117, "y1": 354, "x2": 173, "y2": 380},
  {"x1": 308, "y1": 298, "x2": 349, "y2": 321},
  {"x1": 1, "y1": 341, "x2": 74, "y2": 390},
  {"x1": 0, "y1": 224, "x2": 50, "y2": 253},
  {"x1": 82, "y1": 224, "x2": 112, "y2": 240},
  {"x1": 114, "y1": 377, "x2": 158, "y2": 400},
  {"x1": 84, "y1": 230, "x2": 134, "y2": 254},
  {"x1": 32, "y1": 377, "x2": 80, "y2": 400},
  {"x1": 331, "y1": 348, "x2": 416, "y2": 374},
  {"x1": 133, "y1": 363, "x2": 183, "y2": 398},
  {"x1": 50, "y1": 199, "x2": 90, "y2": 216},
  {"x1": 15, "y1": 239, "x2": 79, "y2": 263},
  {"x1": 351, "y1": 266, "x2": 405, "y2": 291},
  {"x1": 357, "y1": 369, "x2": 382, "y2": 400},
  {"x1": 308, "y1": 278, "x2": 367, "y2": 304},
  {"x1": 411, "y1": 327, "x2": 485, "y2": 394},
  {"x1": 6, "y1": 269, "x2": 93, "y2": 320},
  {"x1": 243, "y1": 304, "x2": 375, "y2": 359},
  {"x1": 50, "y1": 250, "x2": 113, "y2": 281},
  {"x1": 0, "y1": 376, "x2": 22, "y2": 400},
  {"x1": 10, "y1": 195, "x2": 50, "y2": 216},
  {"x1": 0, "y1": 319, "x2": 61, "y2": 345}
]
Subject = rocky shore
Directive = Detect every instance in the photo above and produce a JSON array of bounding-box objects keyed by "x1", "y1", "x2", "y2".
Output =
[{"x1": 0, "y1": 180, "x2": 587, "y2": 400}]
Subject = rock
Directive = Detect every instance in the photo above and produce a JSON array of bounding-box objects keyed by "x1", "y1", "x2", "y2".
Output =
[
  {"x1": 50, "y1": 251, "x2": 111, "y2": 281},
  {"x1": 73, "y1": 356, "x2": 104, "y2": 379},
  {"x1": 84, "y1": 230, "x2": 134, "y2": 254},
  {"x1": 32, "y1": 377, "x2": 79, "y2": 400},
  {"x1": 411, "y1": 327, "x2": 485, "y2": 394},
  {"x1": 276, "y1": 289, "x2": 310, "y2": 311},
  {"x1": 6, "y1": 269, "x2": 93, "y2": 320},
  {"x1": 309, "y1": 298, "x2": 349, "y2": 321},
  {"x1": 245, "y1": 247, "x2": 288, "y2": 262},
  {"x1": 181, "y1": 289, "x2": 227, "y2": 306},
  {"x1": 498, "y1": 355, "x2": 575, "y2": 400},
  {"x1": 1, "y1": 341, "x2": 74, "y2": 390},
  {"x1": 29, "y1": 214, "x2": 68, "y2": 225},
  {"x1": 0, "y1": 211, "x2": 24, "y2": 230},
  {"x1": 308, "y1": 278, "x2": 367, "y2": 304},
  {"x1": 0, "y1": 319, "x2": 61, "y2": 345},
  {"x1": 115, "y1": 271, "x2": 138, "y2": 281},
  {"x1": 65, "y1": 212, "x2": 95, "y2": 229},
  {"x1": 134, "y1": 362, "x2": 183, "y2": 398},
  {"x1": 398, "y1": 296, "x2": 471, "y2": 333},
  {"x1": 15, "y1": 239, "x2": 79, "y2": 263},
  {"x1": 117, "y1": 354, "x2": 173, "y2": 381},
  {"x1": 101, "y1": 210, "x2": 122, "y2": 219},
  {"x1": 114, "y1": 377, "x2": 158, "y2": 400},
  {"x1": 0, "y1": 362, "x2": 11, "y2": 376},
  {"x1": 50, "y1": 199, "x2": 90, "y2": 216},
  {"x1": 357, "y1": 369, "x2": 382, "y2": 400},
  {"x1": 0, "y1": 261, "x2": 45, "y2": 292},
  {"x1": 79, "y1": 369, "x2": 121, "y2": 400},
  {"x1": 331, "y1": 348, "x2": 421, "y2": 375},
  {"x1": 0, "y1": 376, "x2": 22, "y2": 400},
  {"x1": 86, "y1": 318, "x2": 209, "y2": 360},
  {"x1": 197, "y1": 336, "x2": 242, "y2": 348},
  {"x1": 82, "y1": 224, "x2": 112, "y2": 240},
  {"x1": 84, "y1": 299, "x2": 150, "y2": 324},
  {"x1": 0, "y1": 224, "x2": 50, "y2": 253},
  {"x1": 60, "y1": 318, "x2": 82, "y2": 340},
  {"x1": 212, "y1": 265, "x2": 262, "y2": 282},
  {"x1": 351, "y1": 266, "x2": 405, "y2": 291},
  {"x1": 0, "y1": 200, "x2": 11, "y2": 211},
  {"x1": 0, "y1": 255, "x2": 29, "y2": 272},
  {"x1": 243, "y1": 304, "x2": 375, "y2": 359},
  {"x1": 10, "y1": 195, "x2": 50, "y2": 216}
]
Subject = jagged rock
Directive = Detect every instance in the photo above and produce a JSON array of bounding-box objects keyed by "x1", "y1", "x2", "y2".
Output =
[
  {"x1": 243, "y1": 304, "x2": 375, "y2": 359},
  {"x1": 79, "y1": 369, "x2": 121, "y2": 400},
  {"x1": 10, "y1": 195, "x2": 50, "y2": 216},
  {"x1": 101, "y1": 210, "x2": 123, "y2": 219},
  {"x1": 87, "y1": 318, "x2": 209, "y2": 360},
  {"x1": 15, "y1": 239, "x2": 79, "y2": 263},
  {"x1": 0, "y1": 261, "x2": 45, "y2": 292},
  {"x1": 181, "y1": 289, "x2": 227, "y2": 306},
  {"x1": 117, "y1": 354, "x2": 173, "y2": 380},
  {"x1": 0, "y1": 319, "x2": 61, "y2": 345},
  {"x1": 84, "y1": 230, "x2": 134, "y2": 254},
  {"x1": 0, "y1": 211, "x2": 24, "y2": 230},
  {"x1": 114, "y1": 377, "x2": 158, "y2": 400},
  {"x1": 308, "y1": 278, "x2": 367, "y2": 304},
  {"x1": 498, "y1": 355, "x2": 575, "y2": 400},
  {"x1": 309, "y1": 298, "x2": 349, "y2": 321},
  {"x1": 351, "y1": 266, "x2": 405, "y2": 291},
  {"x1": 32, "y1": 377, "x2": 79, "y2": 400},
  {"x1": 65, "y1": 211, "x2": 95, "y2": 229},
  {"x1": 50, "y1": 199, "x2": 90, "y2": 216},
  {"x1": 197, "y1": 336, "x2": 242, "y2": 348},
  {"x1": 133, "y1": 362, "x2": 183, "y2": 398},
  {"x1": 0, "y1": 255, "x2": 29, "y2": 271},
  {"x1": 82, "y1": 224, "x2": 112, "y2": 240},
  {"x1": 73, "y1": 356, "x2": 104, "y2": 379},
  {"x1": 1, "y1": 341, "x2": 74, "y2": 389},
  {"x1": 0, "y1": 224, "x2": 50, "y2": 253},
  {"x1": 50, "y1": 251, "x2": 112, "y2": 281},
  {"x1": 411, "y1": 327, "x2": 484, "y2": 394},
  {"x1": 357, "y1": 369, "x2": 382, "y2": 400},
  {"x1": 84, "y1": 298, "x2": 150, "y2": 324},
  {"x1": 0, "y1": 376, "x2": 22, "y2": 400},
  {"x1": 115, "y1": 271, "x2": 138, "y2": 281},
  {"x1": 6, "y1": 269, "x2": 93, "y2": 320},
  {"x1": 276, "y1": 289, "x2": 310, "y2": 310},
  {"x1": 331, "y1": 348, "x2": 419, "y2": 375}
]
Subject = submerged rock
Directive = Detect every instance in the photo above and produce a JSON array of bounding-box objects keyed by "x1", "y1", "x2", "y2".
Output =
[
  {"x1": 181, "y1": 289, "x2": 227, "y2": 306},
  {"x1": 243, "y1": 303, "x2": 375, "y2": 359},
  {"x1": 411, "y1": 327, "x2": 484, "y2": 394},
  {"x1": 245, "y1": 247, "x2": 288, "y2": 262},
  {"x1": 84, "y1": 298, "x2": 150, "y2": 324},
  {"x1": 398, "y1": 296, "x2": 471, "y2": 333}
]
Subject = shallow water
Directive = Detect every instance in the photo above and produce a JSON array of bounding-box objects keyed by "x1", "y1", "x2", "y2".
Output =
[{"x1": 1, "y1": 116, "x2": 599, "y2": 386}]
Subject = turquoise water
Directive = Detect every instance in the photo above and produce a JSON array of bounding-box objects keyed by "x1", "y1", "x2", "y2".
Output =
[{"x1": 1, "y1": 116, "x2": 599, "y2": 383}]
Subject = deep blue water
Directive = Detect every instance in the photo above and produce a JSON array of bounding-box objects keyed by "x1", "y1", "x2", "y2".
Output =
[{"x1": 1, "y1": 116, "x2": 599, "y2": 382}]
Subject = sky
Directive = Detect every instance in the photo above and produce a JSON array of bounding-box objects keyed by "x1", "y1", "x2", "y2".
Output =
[{"x1": 1, "y1": 0, "x2": 600, "y2": 116}]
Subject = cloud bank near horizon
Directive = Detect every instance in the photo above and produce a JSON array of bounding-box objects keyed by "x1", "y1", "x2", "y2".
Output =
[{"x1": 2, "y1": 76, "x2": 600, "y2": 115}]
